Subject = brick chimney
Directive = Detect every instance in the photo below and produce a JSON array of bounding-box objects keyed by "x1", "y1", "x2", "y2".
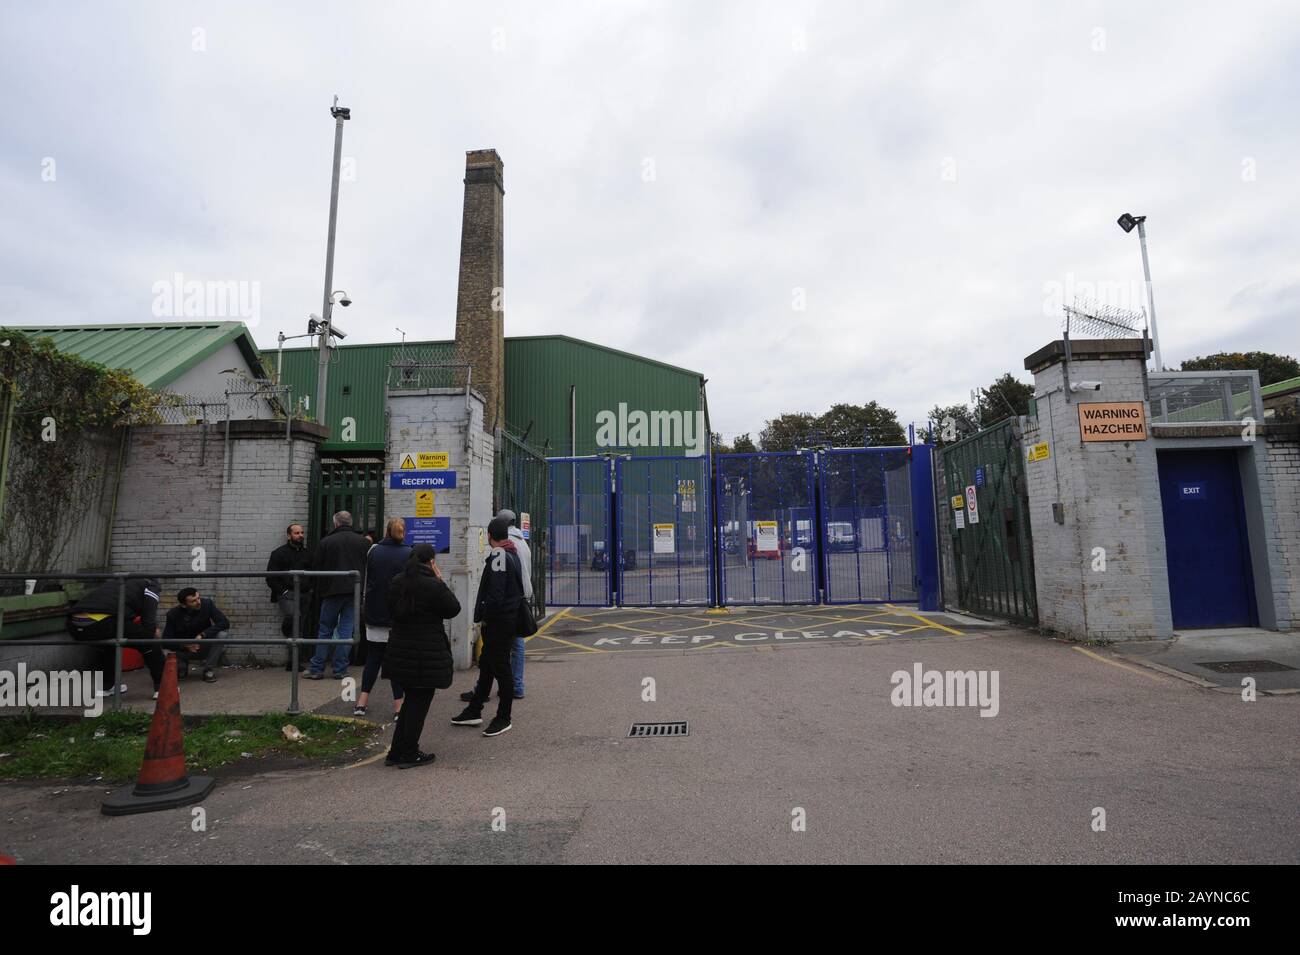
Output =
[{"x1": 454, "y1": 148, "x2": 505, "y2": 433}]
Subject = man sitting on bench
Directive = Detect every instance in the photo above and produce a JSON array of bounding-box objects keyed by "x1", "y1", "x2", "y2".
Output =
[{"x1": 163, "y1": 588, "x2": 231, "y2": 683}]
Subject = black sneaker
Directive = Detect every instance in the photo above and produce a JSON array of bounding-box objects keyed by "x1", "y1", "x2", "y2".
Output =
[
  {"x1": 450, "y1": 707, "x2": 483, "y2": 726},
  {"x1": 303, "y1": 671, "x2": 324, "y2": 680},
  {"x1": 398, "y1": 751, "x2": 437, "y2": 769},
  {"x1": 384, "y1": 752, "x2": 401, "y2": 766},
  {"x1": 482, "y1": 717, "x2": 512, "y2": 738},
  {"x1": 202, "y1": 668, "x2": 217, "y2": 683}
]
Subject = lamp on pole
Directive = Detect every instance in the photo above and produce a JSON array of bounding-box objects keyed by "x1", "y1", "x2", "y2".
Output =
[
  {"x1": 1117, "y1": 212, "x2": 1162, "y2": 372},
  {"x1": 315, "y1": 96, "x2": 352, "y2": 424}
]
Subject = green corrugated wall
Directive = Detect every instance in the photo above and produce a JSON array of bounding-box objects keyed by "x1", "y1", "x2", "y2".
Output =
[{"x1": 267, "y1": 335, "x2": 703, "y2": 456}]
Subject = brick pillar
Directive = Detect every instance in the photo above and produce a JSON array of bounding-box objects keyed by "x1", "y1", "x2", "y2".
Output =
[{"x1": 453, "y1": 148, "x2": 505, "y2": 434}]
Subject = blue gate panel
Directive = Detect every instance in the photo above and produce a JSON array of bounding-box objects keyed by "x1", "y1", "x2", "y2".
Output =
[
  {"x1": 820, "y1": 448, "x2": 917, "y2": 604},
  {"x1": 909, "y1": 443, "x2": 940, "y2": 611},
  {"x1": 546, "y1": 457, "x2": 612, "y2": 607},
  {"x1": 1157, "y1": 449, "x2": 1257, "y2": 629},
  {"x1": 617, "y1": 456, "x2": 711, "y2": 606},
  {"x1": 715, "y1": 452, "x2": 819, "y2": 605}
]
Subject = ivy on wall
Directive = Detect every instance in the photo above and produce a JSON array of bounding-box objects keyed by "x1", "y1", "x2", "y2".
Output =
[{"x1": 0, "y1": 329, "x2": 175, "y2": 583}]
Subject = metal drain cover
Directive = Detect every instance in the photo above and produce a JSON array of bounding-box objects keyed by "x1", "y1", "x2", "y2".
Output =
[
  {"x1": 628, "y1": 721, "x2": 689, "y2": 738},
  {"x1": 1194, "y1": 660, "x2": 1297, "y2": 674}
]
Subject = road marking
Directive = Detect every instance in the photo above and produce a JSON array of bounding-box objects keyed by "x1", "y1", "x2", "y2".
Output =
[
  {"x1": 537, "y1": 632, "x2": 607, "y2": 653},
  {"x1": 344, "y1": 750, "x2": 391, "y2": 770},
  {"x1": 1071, "y1": 645, "x2": 1166, "y2": 682},
  {"x1": 886, "y1": 604, "x2": 963, "y2": 636},
  {"x1": 523, "y1": 606, "x2": 571, "y2": 643}
]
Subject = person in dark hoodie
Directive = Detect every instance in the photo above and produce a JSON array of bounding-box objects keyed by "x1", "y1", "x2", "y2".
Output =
[
  {"x1": 66, "y1": 576, "x2": 165, "y2": 699},
  {"x1": 266, "y1": 522, "x2": 314, "y2": 670},
  {"x1": 355, "y1": 518, "x2": 412, "y2": 717},
  {"x1": 451, "y1": 516, "x2": 523, "y2": 738},
  {"x1": 163, "y1": 588, "x2": 231, "y2": 683},
  {"x1": 382, "y1": 543, "x2": 461, "y2": 768}
]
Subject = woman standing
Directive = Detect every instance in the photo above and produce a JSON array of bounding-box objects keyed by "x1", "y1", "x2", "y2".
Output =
[{"x1": 382, "y1": 543, "x2": 461, "y2": 768}]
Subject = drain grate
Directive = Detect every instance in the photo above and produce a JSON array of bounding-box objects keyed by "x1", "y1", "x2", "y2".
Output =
[
  {"x1": 628, "y1": 721, "x2": 689, "y2": 738},
  {"x1": 1194, "y1": 659, "x2": 1297, "y2": 674}
]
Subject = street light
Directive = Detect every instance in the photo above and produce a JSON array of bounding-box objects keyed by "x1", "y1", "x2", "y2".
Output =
[
  {"x1": 1117, "y1": 212, "x2": 1162, "y2": 372},
  {"x1": 315, "y1": 96, "x2": 352, "y2": 424}
]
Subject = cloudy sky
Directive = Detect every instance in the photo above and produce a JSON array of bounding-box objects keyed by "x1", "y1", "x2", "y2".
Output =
[{"x1": 3, "y1": 1, "x2": 1298, "y2": 440}]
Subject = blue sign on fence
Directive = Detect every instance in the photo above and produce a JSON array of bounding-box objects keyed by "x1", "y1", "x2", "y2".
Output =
[
  {"x1": 389, "y1": 470, "x2": 458, "y2": 490},
  {"x1": 974, "y1": 466, "x2": 985, "y2": 488},
  {"x1": 403, "y1": 517, "x2": 451, "y2": 552}
]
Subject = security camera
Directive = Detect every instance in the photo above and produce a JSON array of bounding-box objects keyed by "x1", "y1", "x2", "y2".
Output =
[
  {"x1": 1069, "y1": 380, "x2": 1103, "y2": 392},
  {"x1": 326, "y1": 322, "x2": 347, "y2": 340},
  {"x1": 339, "y1": 297, "x2": 352, "y2": 308}
]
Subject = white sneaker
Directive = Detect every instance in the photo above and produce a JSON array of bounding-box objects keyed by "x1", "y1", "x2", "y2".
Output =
[
  {"x1": 96, "y1": 684, "x2": 128, "y2": 697},
  {"x1": 152, "y1": 690, "x2": 159, "y2": 700}
]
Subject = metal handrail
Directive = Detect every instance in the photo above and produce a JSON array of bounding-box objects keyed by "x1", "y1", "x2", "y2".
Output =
[{"x1": 0, "y1": 570, "x2": 361, "y2": 715}]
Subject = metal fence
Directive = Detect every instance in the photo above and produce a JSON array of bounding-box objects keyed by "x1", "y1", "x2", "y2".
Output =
[
  {"x1": 546, "y1": 457, "x2": 613, "y2": 607},
  {"x1": 715, "y1": 451, "x2": 819, "y2": 605},
  {"x1": 937, "y1": 418, "x2": 1037, "y2": 624},
  {"x1": 616, "y1": 455, "x2": 712, "y2": 606},
  {"x1": 820, "y1": 448, "x2": 918, "y2": 603},
  {"x1": 495, "y1": 428, "x2": 548, "y2": 614},
  {"x1": 0, "y1": 570, "x2": 360, "y2": 715},
  {"x1": 1149, "y1": 371, "x2": 1263, "y2": 425}
]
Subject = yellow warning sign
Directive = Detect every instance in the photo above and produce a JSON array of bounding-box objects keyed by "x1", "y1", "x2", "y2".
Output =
[
  {"x1": 399, "y1": 454, "x2": 417, "y2": 470},
  {"x1": 418, "y1": 452, "x2": 449, "y2": 469},
  {"x1": 951, "y1": 495, "x2": 964, "y2": 510},
  {"x1": 1026, "y1": 442, "x2": 1051, "y2": 462},
  {"x1": 415, "y1": 490, "x2": 435, "y2": 517}
]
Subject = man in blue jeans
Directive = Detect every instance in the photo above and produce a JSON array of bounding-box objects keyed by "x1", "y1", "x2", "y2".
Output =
[
  {"x1": 305, "y1": 510, "x2": 371, "y2": 679},
  {"x1": 461, "y1": 509, "x2": 532, "y2": 701}
]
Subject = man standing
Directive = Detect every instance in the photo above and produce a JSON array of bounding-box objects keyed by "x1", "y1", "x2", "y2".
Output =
[
  {"x1": 451, "y1": 516, "x2": 523, "y2": 737},
  {"x1": 267, "y1": 523, "x2": 314, "y2": 670},
  {"x1": 66, "y1": 576, "x2": 165, "y2": 699},
  {"x1": 460, "y1": 508, "x2": 532, "y2": 703},
  {"x1": 307, "y1": 510, "x2": 370, "y2": 680},
  {"x1": 163, "y1": 588, "x2": 231, "y2": 683}
]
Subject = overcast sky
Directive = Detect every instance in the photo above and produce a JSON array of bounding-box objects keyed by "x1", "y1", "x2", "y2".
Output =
[{"x1": 3, "y1": 1, "x2": 1298, "y2": 440}]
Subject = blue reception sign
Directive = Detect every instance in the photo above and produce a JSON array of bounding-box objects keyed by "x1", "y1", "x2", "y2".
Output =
[
  {"x1": 389, "y1": 470, "x2": 458, "y2": 490},
  {"x1": 404, "y1": 517, "x2": 451, "y2": 552}
]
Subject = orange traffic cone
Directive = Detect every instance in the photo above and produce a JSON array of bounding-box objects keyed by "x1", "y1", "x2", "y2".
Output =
[{"x1": 101, "y1": 654, "x2": 215, "y2": 816}]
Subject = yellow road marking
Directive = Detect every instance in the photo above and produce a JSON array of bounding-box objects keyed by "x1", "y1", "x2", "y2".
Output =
[
  {"x1": 344, "y1": 750, "x2": 391, "y2": 769},
  {"x1": 523, "y1": 606, "x2": 571, "y2": 643},
  {"x1": 1071, "y1": 645, "x2": 1165, "y2": 682},
  {"x1": 536, "y1": 632, "x2": 607, "y2": 653},
  {"x1": 886, "y1": 604, "x2": 963, "y2": 636}
]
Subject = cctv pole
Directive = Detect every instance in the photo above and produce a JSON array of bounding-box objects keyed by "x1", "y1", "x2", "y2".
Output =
[
  {"x1": 1136, "y1": 219, "x2": 1162, "y2": 373},
  {"x1": 315, "y1": 97, "x2": 350, "y2": 422}
]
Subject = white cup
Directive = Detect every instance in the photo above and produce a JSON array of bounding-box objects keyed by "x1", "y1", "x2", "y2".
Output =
[{"x1": 24, "y1": 579, "x2": 36, "y2": 595}]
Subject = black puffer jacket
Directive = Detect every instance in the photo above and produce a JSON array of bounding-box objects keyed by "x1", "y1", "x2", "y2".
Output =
[
  {"x1": 312, "y1": 524, "x2": 370, "y2": 598},
  {"x1": 382, "y1": 566, "x2": 461, "y2": 690}
]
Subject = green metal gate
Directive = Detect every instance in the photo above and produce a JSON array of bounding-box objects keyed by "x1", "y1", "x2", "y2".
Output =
[
  {"x1": 310, "y1": 455, "x2": 385, "y2": 547},
  {"x1": 938, "y1": 418, "x2": 1037, "y2": 624},
  {"x1": 495, "y1": 428, "x2": 548, "y2": 614}
]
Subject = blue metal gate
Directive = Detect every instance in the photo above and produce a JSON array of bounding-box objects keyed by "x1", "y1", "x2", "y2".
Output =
[
  {"x1": 546, "y1": 456, "x2": 613, "y2": 607},
  {"x1": 616, "y1": 455, "x2": 712, "y2": 606},
  {"x1": 819, "y1": 447, "x2": 928, "y2": 604},
  {"x1": 715, "y1": 451, "x2": 820, "y2": 605}
]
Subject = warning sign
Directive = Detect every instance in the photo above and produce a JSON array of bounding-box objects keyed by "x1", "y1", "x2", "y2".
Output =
[
  {"x1": 398, "y1": 452, "x2": 450, "y2": 470},
  {"x1": 415, "y1": 490, "x2": 434, "y2": 518},
  {"x1": 965, "y1": 485, "x2": 980, "y2": 525},
  {"x1": 520, "y1": 511, "x2": 531, "y2": 540},
  {"x1": 755, "y1": 521, "x2": 779, "y2": 552},
  {"x1": 1026, "y1": 442, "x2": 1051, "y2": 462},
  {"x1": 955, "y1": 509, "x2": 966, "y2": 530},
  {"x1": 1077, "y1": 402, "x2": 1148, "y2": 442},
  {"x1": 951, "y1": 494, "x2": 964, "y2": 511},
  {"x1": 653, "y1": 523, "x2": 676, "y2": 554}
]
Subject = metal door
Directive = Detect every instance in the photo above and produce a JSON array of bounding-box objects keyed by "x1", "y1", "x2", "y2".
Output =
[
  {"x1": 819, "y1": 447, "x2": 917, "y2": 603},
  {"x1": 546, "y1": 456, "x2": 613, "y2": 607},
  {"x1": 616, "y1": 455, "x2": 712, "y2": 606}
]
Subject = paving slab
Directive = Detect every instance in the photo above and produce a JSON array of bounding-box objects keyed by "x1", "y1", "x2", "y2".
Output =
[{"x1": 1112, "y1": 629, "x2": 1300, "y2": 693}]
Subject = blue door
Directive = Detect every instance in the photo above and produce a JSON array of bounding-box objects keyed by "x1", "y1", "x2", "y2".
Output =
[{"x1": 1157, "y1": 450, "x2": 1257, "y2": 629}]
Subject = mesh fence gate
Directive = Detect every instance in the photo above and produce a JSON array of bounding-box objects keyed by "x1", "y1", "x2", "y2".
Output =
[
  {"x1": 715, "y1": 451, "x2": 819, "y2": 604},
  {"x1": 546, "y1": 456, "x2": 612, "y2": 607},
  {"x1": 937, "y1": 418, "x2": 1037, "y2": 624},
  {"x1": 819, "y1": 448, "x2": 919, "y2": 603},
  {"x1": 616, "y1": 455, "x2": 712, "y2": 606},
  {"x1": 495, "y1": 429, "x2": 547, "y2": 614}
]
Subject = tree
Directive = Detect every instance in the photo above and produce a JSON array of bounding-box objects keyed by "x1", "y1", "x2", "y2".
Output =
[
  {"x1": 758, "y1": 412, "x2": 817, "y2": 451},
  {"x1": 817, "y1": 401, "x2": 906, "y2": 447},
  {"x1": 927, "y1": 372, "x2": 1034, "y2": 446},
  {"x1": 732, "y1": 433, "x2": 758, "y2": 453},
  {"x1": 926, "y1": 402, "x2": 979, "y2": 446},
  {"x1": 1181, "y1": 352, "x2": 1300, "y2": 386}
]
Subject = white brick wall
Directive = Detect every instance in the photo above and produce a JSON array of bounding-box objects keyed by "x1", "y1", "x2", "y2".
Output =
[{"x1": 1263, "y1": 432, "x2": 1300, "y2": 628}]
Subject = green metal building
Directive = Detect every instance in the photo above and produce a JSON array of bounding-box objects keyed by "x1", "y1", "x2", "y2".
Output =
[{"x1": 268, "y1": 333, "x2": 708, "y2": 457}]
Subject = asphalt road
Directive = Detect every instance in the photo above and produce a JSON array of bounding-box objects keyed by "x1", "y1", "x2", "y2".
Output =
[{"x1": 2, "y1": 619, "x2": 1297, "y2": 864}]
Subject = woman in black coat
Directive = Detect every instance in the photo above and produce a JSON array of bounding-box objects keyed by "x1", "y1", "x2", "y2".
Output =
[{"x1": 382, "y1": 543, "x2": 461, "y2": 768}]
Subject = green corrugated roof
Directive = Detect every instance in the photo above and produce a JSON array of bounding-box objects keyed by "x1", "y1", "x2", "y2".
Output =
[
  {"x1": 1261, "y1": 375, "x2": 1300, "y2": 397},
  {"x1": 12, "y1": 322, "x2": 266, "y2": 389}
]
